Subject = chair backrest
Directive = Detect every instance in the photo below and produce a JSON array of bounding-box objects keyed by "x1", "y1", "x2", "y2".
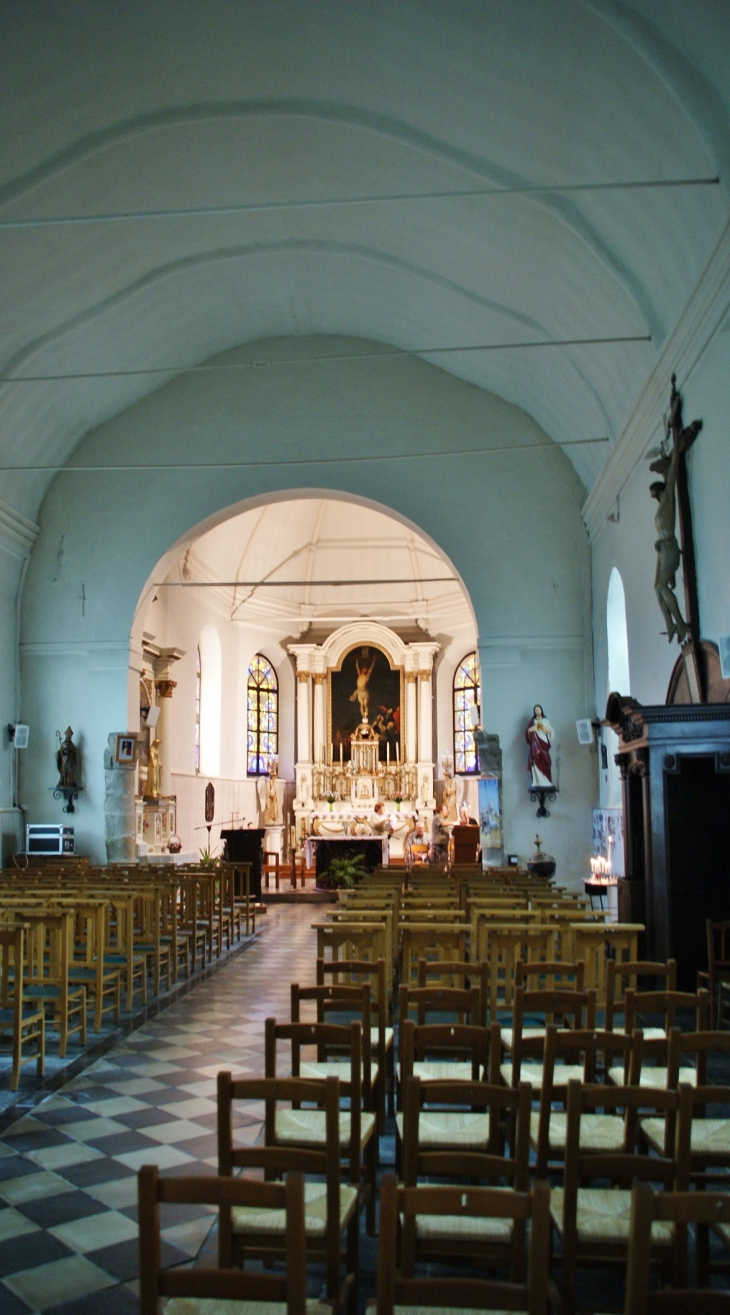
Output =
[
  {"x1": 624, "y1": 1181, "x2": 730, "y2": 1315},
  {"x1": 514, "y1": 957, "x2": 585, "y2": 992},
  {"x1": 216, "y1": 1071, "x2": 343, "y2": 1277},
  {"x1": 624, "y1": 986, "x2": 710, "y2": 1035},
  {"x1": 508, "y1": 986, "x2": 596, "y2": 1082},
  {"x1": 402, "y1": 1070, "x2": 532, "y2": 1188},
  {"x1": 264, "y1": 1017, "x2": 362, "y2": 1175},
  {"x1": 401, "y1": 1017, "x2": 495, "y2": 1083},
  {"x1": 707, "y1": 920, "x2": 730, "y2": 971},
  {"x1": 376, "y1": 1174, "x2": 551, "y2": 1315},
  {"x1": 316, "y1": 955, "x2": 389, "y2": 1021},
  {"x1": 605, "y1": 959, "x2": 677, "y2": 1026},
  {"x1": 532, "y1": 1024, "x2": 633, "y2": 1175},
  {"x1": 562, "y1": 1078, "x2": 693, "y2": 1203},
  {"x1": 138, "y1": 1165, "x2": 307, "y2": 1315}
]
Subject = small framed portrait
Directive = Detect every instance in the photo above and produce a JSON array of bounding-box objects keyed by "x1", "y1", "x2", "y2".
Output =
[{"x1": 115, "y1": 734, "x2": 137, "y2": 764}]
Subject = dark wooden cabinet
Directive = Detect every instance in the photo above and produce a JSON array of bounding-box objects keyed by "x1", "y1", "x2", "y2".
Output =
[
  {"x1": 605, "y1": 696, "x2": 730, "y2": 988},
  {"x1": 220, "y1": 828, "x2": 265, "y2": 901}
]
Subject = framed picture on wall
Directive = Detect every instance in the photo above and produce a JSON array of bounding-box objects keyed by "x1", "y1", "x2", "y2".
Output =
[
  {"x1": 328, "y1": 645, "x2": 402, "y2": 762},
  {"x1": 115, "y1": 735, "x2": 137, "y2": 763}
]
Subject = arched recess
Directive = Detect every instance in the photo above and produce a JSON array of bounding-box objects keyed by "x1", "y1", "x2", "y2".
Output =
[
  {"x1": 198, "y1": 624, "x2": 222, "y2": 777},
  {"x1": 605, "y1": 566, "x2": 630, "y2": 808},
  {"x1": 607, "y1": 567, "x2": 631, "y2": 696}
]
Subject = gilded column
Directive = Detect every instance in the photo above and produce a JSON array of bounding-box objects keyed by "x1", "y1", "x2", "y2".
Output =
[
  {"x1": 312, "y1": 672, "x2": 327, "y2": 764},
  {"x1": 297, "y1": 670, "x2": 312, "y2": 764},
  {"x1": 405, "y1": 671, "x2": 418, "y2": 763}
]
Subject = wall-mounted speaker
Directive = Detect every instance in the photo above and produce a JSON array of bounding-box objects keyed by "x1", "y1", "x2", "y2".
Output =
[
  {"x1": 8, "y1": 724, "x2": 29, "y2": 748},
  {"x1": 145, "y1": 705, "x2": 161, "y2": 728},
  {"x1": 576, "y1": 719, "x2": 594, "y2": 745},
  {"x1": 719, "y1": 633, "x2": 730, "y2": 681}
]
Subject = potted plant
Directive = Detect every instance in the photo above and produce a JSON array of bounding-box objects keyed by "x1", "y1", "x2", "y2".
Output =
[
  {"x1": 199, "y1": 846, "x2": 216, "y2": 868},
  {"x1": 393, "y1": 792, "x2": 403, "y2": 812},
  {"x1": 317, "y1": 853, "x2": 368, "y2": 890}
]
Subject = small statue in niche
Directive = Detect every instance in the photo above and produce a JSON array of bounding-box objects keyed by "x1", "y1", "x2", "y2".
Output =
[
  {"x1": 647, "y1": 373, "x2": 702, "y2": 643},
  {"x1": 525, "y1": 704, "x2": 554, "y2": 787},
  {"x1": 263, "y1": 759, "x2": 280, "y2": 825},
  {"x1": 147, "y1": 738, "x2": 162, "y2": 798},
  {"x1": 441, "y1": 760, "x2": 458, "y2": 821},
  {"x1": 56, "y1": 727, "x2": 78, "y2": 786}
]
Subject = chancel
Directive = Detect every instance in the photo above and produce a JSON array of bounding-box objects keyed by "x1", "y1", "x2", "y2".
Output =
[{"x1": 1, "y1": 5, "x2": 730, "y2": 1311}]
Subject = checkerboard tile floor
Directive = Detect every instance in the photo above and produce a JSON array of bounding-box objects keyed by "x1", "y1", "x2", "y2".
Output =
[{"x1": 0, "y1": 903, "x2": 318, "y2": 1313}]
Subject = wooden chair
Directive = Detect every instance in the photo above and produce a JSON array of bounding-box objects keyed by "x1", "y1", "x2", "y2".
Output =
[
  {"x1": 605, "y1": 959, "x2": 677, "y2": 1037},
  {"x1": 21, "y1": 909, "x2": 87, "y2": 1056},
  {"x1": 571, "y1": 923, "x2": 644, "y2": 1005},
  {"x1": 532, "y1": 1024, "x2": 635, "y2": 1176},
  {"x1": 316, "y1": 956, "x2": 394, "y2": 1122},
  {"x1": 551, "y1": 1078, "x2": 693, "y2": 1315},
  {"x1": 66, "y1": 898, "x2": 122, "y2": 1031},
  {"x1": 265, "y1": 1017, "x2": 377, "y2": 1234},
  {"x1": 138, "y1": 1164, "x2": 319, "y2": 1315},
  {"x1": 397, "y1": 1020, "x2": 494, "y2": 1134},
  {"x1": 624, "y1": 1181, "x2": 730, "y2": 1315},
  {"x1": 500, "y1": 959, "x2": 586, "y2": 1053},
  {"x1": 0, "y1": 925, "x2": 45, "y2": 1089},
  {"x1": 609, "y1": 990, "x2": 710, "y2": 1087},
  {"x1": 262, "y1": 850, "x2": 280, "y2": 891},
  {"x1": 290, "y1": 981, "x2": 381, "y2": 1133},
  {"x1": 698, "y1": 920, "x2": 730, "y2": 1026},
  {"x1": 399, "y1": 922, "x2": 467, "y2": 986},
  {"x1": 399, "y1": 1073, "x2": 534, "y2": 1280},
  {"x1": 217, "y1": 1072, "x2": 359, "y2": 1314},
  {"x1": 375, "y1": 1174, "x2": 551, "y2": 1315},
  {"x1": 483, "y1": 925, "x2": 556, "y2": 1023},
  {"x1": 499, "y1": 985, "x2": 596, "y2": 1092}
]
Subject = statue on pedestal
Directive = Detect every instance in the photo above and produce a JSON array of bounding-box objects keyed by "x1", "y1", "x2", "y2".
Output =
[
  {"x1": 525, "y1": 705, "x2": 554, "y2": 788},
  {"x1": 56, "y1": 727, "x2": 78, "y2": 786},
  {"x1": 146, "y1": 738, "x2": 162, "y2": 799},
  {"x1": 263, "y1": 759, "x2": 280, "y2": 825},
  {"x1": 441, "y1": 760, "x2": 458, "y2": 821}
]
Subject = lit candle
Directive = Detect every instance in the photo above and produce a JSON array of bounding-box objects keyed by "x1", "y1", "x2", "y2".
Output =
[
  {"x1": 387, "y1": 741, "x2": 390, "y2": 766},
  {"x1": 396, "y1": 741, "x2": 400, "y2": 763},
  {"x1": 340, "y1": 742, "x2": 343, "y2": 766}
]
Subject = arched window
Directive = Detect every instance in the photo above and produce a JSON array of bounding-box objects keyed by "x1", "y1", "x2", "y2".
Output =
[
  {"x1": 194, "y1": 647, "x2": 201, "y2": 774},
  {"x1": 607, "y1": 567, "x2": 631, "y2": 695},
  {"x1": 247, "y1": 654, "x2": 278, "y2": 775},
  {"x1": 198, "y1": 624, "x2": 222, "y2": 777},
  {"x1": 453, "y1": 652, "x2": 481, "y2": 775}
]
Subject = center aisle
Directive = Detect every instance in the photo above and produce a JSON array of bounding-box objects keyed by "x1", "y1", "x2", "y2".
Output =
[{"x1": 0, "y1": 904, "x2": 329, "y2": 1315}]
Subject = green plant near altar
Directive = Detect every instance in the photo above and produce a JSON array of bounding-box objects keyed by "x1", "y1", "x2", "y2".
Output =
[
  {"x1": 199, "y1": 846, "x2": 216, "y2": 868},
  {"x1": 317, "y1": 852, "x2": 368, "y2": 890}
]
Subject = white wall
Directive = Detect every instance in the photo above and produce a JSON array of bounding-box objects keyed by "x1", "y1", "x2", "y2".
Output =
[{"x1": 18, "y1": 337, "x2": 595, "y2": 880}]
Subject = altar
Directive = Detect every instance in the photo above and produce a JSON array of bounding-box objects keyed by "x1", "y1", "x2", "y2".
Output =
[
  {"x1": 305, "y1": 834, "x2": 388, "y2": 879},
  {"x1": 289, "y1": 622, "x2": 439, "y2": 861}
]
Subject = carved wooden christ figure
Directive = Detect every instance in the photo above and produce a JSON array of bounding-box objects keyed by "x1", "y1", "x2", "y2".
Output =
[{"x1": 648, "y1": 374, "x2": 702, "y2": 644}]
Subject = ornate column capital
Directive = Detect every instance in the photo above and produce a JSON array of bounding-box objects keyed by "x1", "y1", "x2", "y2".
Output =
[
  {"x1": 418, "y1": 669, "x2": 431, "y2": 682},
  {"x1": 405, "y1": 671, "x2": 417, "y2": 684},
  {"x1": 155, "y1": 678, "x2": 177, "y2": 699},
  {"x1": 312, "y1": 672, "x2": 326, "y2": 685},
  {"x1": 297, "y1": 670, "x2": 311, "y2": 684},
  {"x1": 152, "y1": 646, "x2": 185, "y2": 699}
]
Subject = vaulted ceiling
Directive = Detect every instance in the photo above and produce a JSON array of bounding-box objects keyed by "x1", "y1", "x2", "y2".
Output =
[
  {"x1": 1, "y1": 0, "x2": 729, "y2": 522},
  {"x1": 167, "y1": 495, "x2": 475, "y2": 639}
]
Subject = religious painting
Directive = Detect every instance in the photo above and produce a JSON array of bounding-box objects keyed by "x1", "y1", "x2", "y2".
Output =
[
  {"x1": 478, "y1": 776, "x2": 502, "y2": 854},
  {"x1": 115, "y1": 734, "x2": 137, "y2": 763},
  {"x1": 329, "y1": 645, "x2": 402, "y2": 762}
]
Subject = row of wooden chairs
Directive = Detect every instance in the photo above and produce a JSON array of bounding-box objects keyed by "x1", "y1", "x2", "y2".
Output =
[{"x1": 0, "y1": 860, "x2": 255, "y2": 1087}]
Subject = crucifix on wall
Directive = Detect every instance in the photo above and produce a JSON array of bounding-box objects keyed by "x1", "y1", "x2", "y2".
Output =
[{"x1": 648, "y1": 373, "x2": 703, "y2": 699}]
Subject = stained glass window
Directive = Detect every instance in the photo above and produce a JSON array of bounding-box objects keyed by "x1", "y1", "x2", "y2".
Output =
[
  {"x1": 453, "y1": 652, "x2": 481, "y2": 775},
  {"x1": 247, "y1": 654, "x2": 278, "y2": 775},
  {"x1": 194, "y1": 647, "x2": 201, "y2": 774}
]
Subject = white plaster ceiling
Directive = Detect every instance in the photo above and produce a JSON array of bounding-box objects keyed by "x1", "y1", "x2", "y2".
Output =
[
  {"x1": 1, "y1": 0, "x2": 729, "y2": 521},
  {"x1": 172, "y1": 496, "x2": 475, "y2": 640}
]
